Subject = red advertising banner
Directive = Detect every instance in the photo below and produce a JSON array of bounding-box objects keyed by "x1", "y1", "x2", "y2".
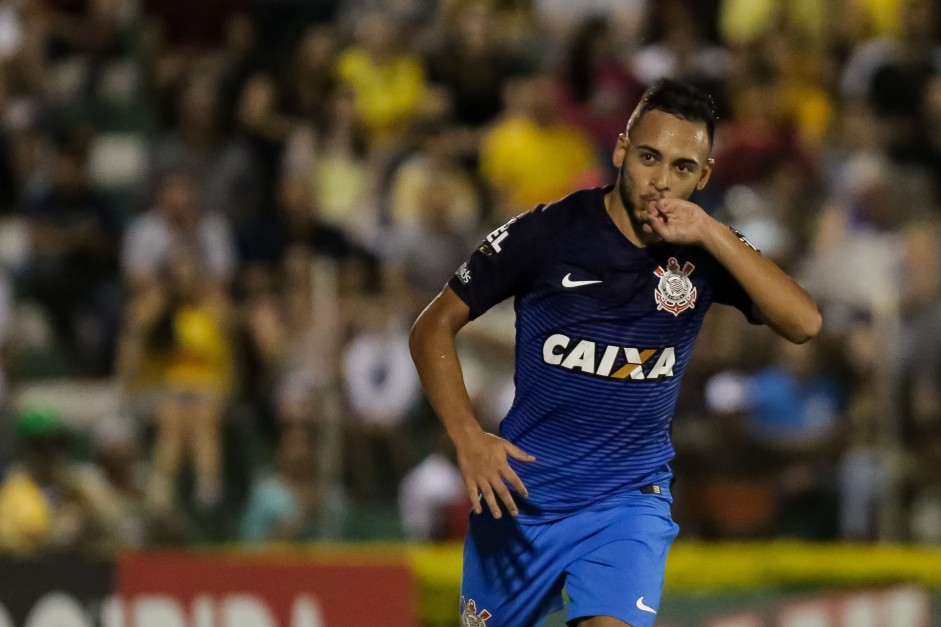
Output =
[{"x1": 115, "y1": 552, "x2": 418, "y2": 627}]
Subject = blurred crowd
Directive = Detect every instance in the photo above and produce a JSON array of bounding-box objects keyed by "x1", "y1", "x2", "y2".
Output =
[{"x1": 0, "y1": 0, "x2": 939, "y2": 554}]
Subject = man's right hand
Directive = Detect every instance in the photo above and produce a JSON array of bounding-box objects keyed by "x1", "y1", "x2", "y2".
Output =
[{"x1": 456, "y1": 430, "x2": 535, "y2": 518}]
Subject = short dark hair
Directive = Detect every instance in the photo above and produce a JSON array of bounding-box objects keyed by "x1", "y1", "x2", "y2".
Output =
[{"x1": 627, "y1": 78, "x2": 717, "y2": 145}]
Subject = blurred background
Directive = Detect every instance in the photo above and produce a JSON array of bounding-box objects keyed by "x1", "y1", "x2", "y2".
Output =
[{"x1": 0, "y1": 0, "x2": 939, "y2": 625}]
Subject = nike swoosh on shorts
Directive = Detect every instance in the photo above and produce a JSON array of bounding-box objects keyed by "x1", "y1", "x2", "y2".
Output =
[{"x1": 635, "y1": 596, "x2": 657, "y2": 614}]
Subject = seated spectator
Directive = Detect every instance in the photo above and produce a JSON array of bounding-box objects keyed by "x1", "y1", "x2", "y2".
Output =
[
  {"x1": 240, "y1": 421, "x2": 347, "y2": 542},
  {"x1": 398, "y1": 428, "x2": 469, "y2": 542},
  {"x1": 705, "y1": 337, "x2": 847, "y2": 538},
  {"x1": 73, "y1": 416, "x2": 150, "y2": 552},
  {"x1": 0, "y1": 408, "x2": 98, "y2": 553}
]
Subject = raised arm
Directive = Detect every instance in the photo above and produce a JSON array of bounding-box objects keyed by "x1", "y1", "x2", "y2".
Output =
[
  {"x1": 648, "y1": 198, "x2": 822, "y2": 344},
  {"x1": 409, "y1": 287, "x2": 535, "y2": 518}
]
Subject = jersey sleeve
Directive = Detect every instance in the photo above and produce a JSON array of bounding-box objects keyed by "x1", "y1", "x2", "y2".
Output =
[
  {"x1": 448, "y1": 206, "x2": 554, "y2": 320},
  {"x1": 710, "y1": 227, "x2": 761, "y2": 324}
]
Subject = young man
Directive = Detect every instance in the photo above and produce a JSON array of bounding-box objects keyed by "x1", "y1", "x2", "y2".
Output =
[{"x1": 409, "y1": 79, "x2": 821, "y2": 627}]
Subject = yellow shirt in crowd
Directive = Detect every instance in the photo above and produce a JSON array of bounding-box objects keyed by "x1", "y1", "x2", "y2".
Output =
[
  {"x1": 337, "y1": 48, "x2": 426, "y2": 142},
  {"x1": 480, "y1": 116, "x2": 599, "y2": 218}
]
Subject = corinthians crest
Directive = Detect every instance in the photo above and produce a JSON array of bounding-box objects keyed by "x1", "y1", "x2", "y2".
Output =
[
  {"x1": 460, "y1": 596, "x2": 492, "y2": 626},
  {"x1": 654, "y1": 257, "x2": 697, "y2": 316}
]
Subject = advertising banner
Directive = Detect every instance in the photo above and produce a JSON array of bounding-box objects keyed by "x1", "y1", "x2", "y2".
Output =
[
  {"x1": 115, "y1": 552, "x2": 418, "y2": 627},
  {"x1": 0, "y1": 556, "x2": 113, "y2": 627}
]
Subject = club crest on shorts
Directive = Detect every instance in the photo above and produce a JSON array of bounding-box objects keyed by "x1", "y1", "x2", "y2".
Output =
[
  {"x1": 653, "y1": 257, "x2": 697, "y2": 316},
  {"x1": 460, "y1": 596, "x2": 492, "y2": 626}
]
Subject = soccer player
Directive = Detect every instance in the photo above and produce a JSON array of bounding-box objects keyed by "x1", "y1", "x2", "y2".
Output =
[{"x1": 409, "y1": 78, "x2": 821, "y2": 627}]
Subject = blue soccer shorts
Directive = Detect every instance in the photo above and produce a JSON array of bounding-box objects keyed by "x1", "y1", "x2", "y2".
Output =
[{"x1": 459, "y1": 480, "x2": 679, "y2": 627}]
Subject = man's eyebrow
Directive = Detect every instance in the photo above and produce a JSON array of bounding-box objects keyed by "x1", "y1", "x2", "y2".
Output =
[
  {"x1": 635, "y1": 144, "x2": 661, "y2": 156},
  {"x1": 674, "y1": 156, "x2": 701, "y2": 169}
]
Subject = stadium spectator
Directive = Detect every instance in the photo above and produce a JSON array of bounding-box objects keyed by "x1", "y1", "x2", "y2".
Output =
[
  {"x1": 341, "y1": 290, "x2": 420, "y2": 499},
  {"x1": 0, "y1": 408, "x2": 101, "y2": 553},
  {"x1": 479, "y1": 73, "x2": 602, "y2": 221},
  {"x1": 424, "y1": 0, "x2": 522, "y2": 128},
  {"x1": 398, "y1": 427, "x2": 469, "y2": 541},
  {"x1": 559, "y1": 17, "x2": 646, "y2": 156},
  {"x1": 241, "y1": 421, "x2": 347, "y2": 543},
  {"x1": 117, "y1": 249, "x2": 234, "y2": 513},
  {"x1": 22, "y1": 137, "x2": 122, "y2": 375},
  {"x1": 383, "y1": 168, "x2": 479, "y2": 317},
  {"x1": 703, "y1": 336, "x2": 847, "y2": 539},
  {"x1": 336, "y1": 12, "x2": 427, "y2": 146},
  {"x1": 122, "y1": 172, "x2": 237, "y2": 291},
  {"x1": 282, "y1": 88, "x2": 378, "y2": 242},
  {"x1": 75, "y1": 416, "x2": 150, "y2": 552},
  {"x1": 149, "y1": 76, "x2": 258, "y2": 217}
]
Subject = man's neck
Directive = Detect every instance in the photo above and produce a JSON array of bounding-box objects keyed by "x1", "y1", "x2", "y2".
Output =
[{"x1": 604, "y1": 187, "x2": 648, "y2": 248}]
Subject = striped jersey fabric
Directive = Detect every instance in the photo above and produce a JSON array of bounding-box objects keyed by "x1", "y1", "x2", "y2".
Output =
[{"x1": 448, "y1": 186, "x2": 755, "y2": 522}]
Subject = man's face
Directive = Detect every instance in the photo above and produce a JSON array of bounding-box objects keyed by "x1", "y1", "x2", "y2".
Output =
[{"x1": 613, "y1": 109, "x2": 712, "y2": 241}]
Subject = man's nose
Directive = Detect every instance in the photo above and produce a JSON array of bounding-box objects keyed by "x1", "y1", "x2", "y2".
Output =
[{"x1": 650, "y1": 165, "x2": 669, "y2": 192}]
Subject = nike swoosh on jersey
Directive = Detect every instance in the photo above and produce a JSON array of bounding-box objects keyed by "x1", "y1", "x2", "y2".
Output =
[
  {"x1": 562, "y1": 273, "x2": 602, "y2": 288},
  {"x1": 635, "y1": 597, "x2": 657, "y2": 614}
]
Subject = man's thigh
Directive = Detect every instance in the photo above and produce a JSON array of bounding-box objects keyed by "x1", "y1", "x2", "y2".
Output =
[
  {"x1": 563, "y1": 493, "x2": 679, "y2": 627},
  {"x1": 460, "y1": 513, "x2": 566, "y2": 626}
]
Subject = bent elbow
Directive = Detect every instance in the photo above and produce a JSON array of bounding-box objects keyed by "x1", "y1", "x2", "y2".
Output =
[
  {"x1": 789, "y1": 308, "x2": 823, "y2": 344},
  {"x1": 408, "y1": 314, "x2": 429, "y2": 358}
]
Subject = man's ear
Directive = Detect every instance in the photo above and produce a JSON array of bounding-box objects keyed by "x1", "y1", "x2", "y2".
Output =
[
  {"x1": 612, "y1": 132, "x2": 628, "y2": 168},
  {"x1": 696, "y1": 157, "x2": 714, "y2": 190}
]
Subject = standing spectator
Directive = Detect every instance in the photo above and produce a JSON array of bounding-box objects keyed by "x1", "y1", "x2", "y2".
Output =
[
  {"x1": 383, "y1": 168, "x2": 478, "y2": 317},
  {"x1": 336, "y1": 12, "x2": 427, "y2": 146},
  {"x1": 149, "y1": 76, "x2": 258, "y2": 217},
  {"x1": 283, "y1": 25, "x2": 340, "y2": 126},
  {"x1": 117, "y1": 250, "x2": 234, "y2": 512},
  {"x1": 560, "y1": 16, "x2": 646, "y2": 155},
  {"x1": 235, "y1": 72, "x2": 298, "y2": 211},
  {"x1": 283, "y1": 87, "x2": 378, "y2": 240},
  {"x1": 425, "y1": 0, "x2": 521, "y2": 128},
  {"x1": 386, "y1": 120, "x2": 482, "y2": 232},
  {"x1": 632, "y1": 6, "x2": 730, "y2": 90},
  {"x1": 479, "y1": 73, "x2": 601, "y2": 220},
  {"x1": 238, "y1": 245, "x2": 340, "y2": 442},
  {"x1": 23, "y1": 137, "x2": 122, "y2": 375},
  {"x1": 342, "y1": 291, "x2": 420, "y2": 498}
]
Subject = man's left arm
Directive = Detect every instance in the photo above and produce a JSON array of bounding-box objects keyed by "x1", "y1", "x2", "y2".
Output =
[{"x1": 649, "y1": 198, "x2": 822, "y2": 344}]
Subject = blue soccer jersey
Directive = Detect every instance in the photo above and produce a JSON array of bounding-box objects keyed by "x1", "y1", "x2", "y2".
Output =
[{"x1": 449, "y1": 186, "x2": 755, "y2": 522}]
